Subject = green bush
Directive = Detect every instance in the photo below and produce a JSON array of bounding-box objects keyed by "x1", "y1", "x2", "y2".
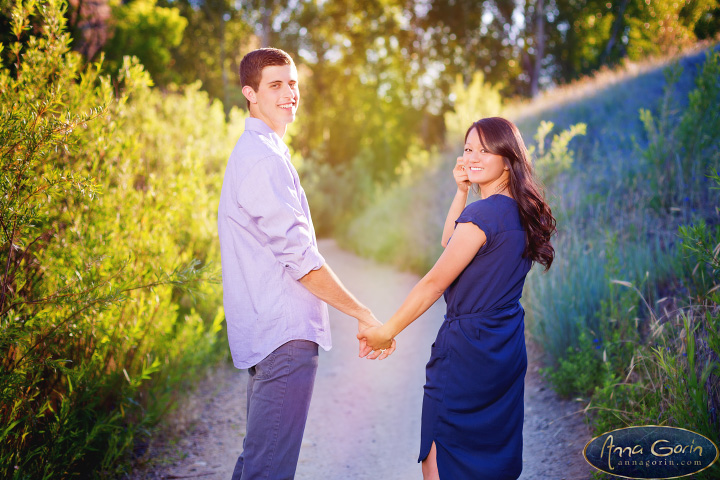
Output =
[
  {"x1": 0, "y1": 2, "x2": 241, "y2": 477},
  {"x1": 541, "y1": 330, "x2": 605, "y2": 397},
  {"x1": 444, "y1": 72, "x2": 503, "y2": 142},
  {"x1": 640, "y1": 52, "x2": 720, "y2": 218},
  {"x1": 103, "y1": 0, "x2": 187, "y2": 86},
  {"x1": 529, "y1": 120, "x2": 586, "y2": 188}
]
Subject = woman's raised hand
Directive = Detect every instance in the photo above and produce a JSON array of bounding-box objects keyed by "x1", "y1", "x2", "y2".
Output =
[{"x1": 453, "y1": 156, "x2": 471, "y2": 193}]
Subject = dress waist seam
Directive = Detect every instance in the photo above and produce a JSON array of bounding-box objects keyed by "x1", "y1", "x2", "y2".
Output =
[{"x1": 444, "y1": 302, "x2": 521, "y2": 323}]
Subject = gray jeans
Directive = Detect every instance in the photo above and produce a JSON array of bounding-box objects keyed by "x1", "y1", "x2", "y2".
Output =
[{"x1": 231, "y1": 340, "x2": 319, "y2": 480}]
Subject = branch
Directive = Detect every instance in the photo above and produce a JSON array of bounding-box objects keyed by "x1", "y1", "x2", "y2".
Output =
[
  {"x1": 1, "y1": 263, "x2": 123, "y2": 318},
  {"x1": 0, "y1": 222, "x2": 18, "y2": 312},
  {"x1": 8, "y1": 262, "x2": 211, "y2": 370},
  {"x1": 8, "y1": 230, "x2": 50, "y2": 284}
]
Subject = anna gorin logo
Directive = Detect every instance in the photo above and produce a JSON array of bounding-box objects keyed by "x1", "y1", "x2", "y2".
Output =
[{"x1": 583, "y1": 426, "x2": 719, "y2": 479}]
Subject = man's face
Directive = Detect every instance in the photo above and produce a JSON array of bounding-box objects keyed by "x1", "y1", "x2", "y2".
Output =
[{"x1": 246, "y1": 64, "x2": 299, "y2": 136}]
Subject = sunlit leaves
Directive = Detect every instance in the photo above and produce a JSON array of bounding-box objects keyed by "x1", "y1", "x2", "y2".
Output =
[
  {"x1": 103, "y1": 0, "x2": 187, "y2": 85},
  {"x1": 1, "y1": 1, "x2": 234, "y2": 476}
]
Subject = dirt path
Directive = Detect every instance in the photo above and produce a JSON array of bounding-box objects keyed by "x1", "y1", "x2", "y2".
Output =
[{"x1": 129, "y1": 239, "x2": 594, "y2": 480}]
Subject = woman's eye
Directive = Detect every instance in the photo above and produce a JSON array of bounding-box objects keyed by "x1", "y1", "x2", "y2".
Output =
[{"x1": 464, "y1": 148, "x2": 472, "y2": 153}]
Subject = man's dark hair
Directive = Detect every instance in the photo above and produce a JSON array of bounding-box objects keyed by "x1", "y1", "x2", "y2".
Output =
[{"x1": 240, "y1": 48, "x2": 294, "y2": 108}]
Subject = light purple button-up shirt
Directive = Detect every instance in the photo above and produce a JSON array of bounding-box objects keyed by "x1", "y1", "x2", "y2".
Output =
[{"x1": 217, "y1": 117, "x2": 331, "y2": 369}]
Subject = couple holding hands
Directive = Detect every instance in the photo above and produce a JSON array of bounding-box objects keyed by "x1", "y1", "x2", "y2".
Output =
[{"x1": 217, "y1": 47, "x2": 556, "y2": 480}]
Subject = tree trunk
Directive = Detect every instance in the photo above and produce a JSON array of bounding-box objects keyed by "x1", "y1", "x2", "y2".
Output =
[
  {"x1": 600, "y1": 0, "x2": 630, "y2": 65},
  {"x1": 531, "y1": 0, "x2": 545, "y2": 98},
  {"x1": 261, "y1": 2, "x2": 272, "y2": 47},
  {"x1": 220, "y1": 15, "x2": 229, "y2": 116}
]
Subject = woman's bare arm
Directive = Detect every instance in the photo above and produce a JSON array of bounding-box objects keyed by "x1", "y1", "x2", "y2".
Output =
[
  {"x1": 441, "y1": 158, "x2": 471, "y2": 247},
  {"x1": 359, "y1": 222, "x2": 486, "y2": 350}
]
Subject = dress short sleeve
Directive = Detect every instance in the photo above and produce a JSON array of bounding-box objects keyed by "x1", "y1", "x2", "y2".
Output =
[{"x1": 455, "y1": 199, "x2": 498, "y2": 246}]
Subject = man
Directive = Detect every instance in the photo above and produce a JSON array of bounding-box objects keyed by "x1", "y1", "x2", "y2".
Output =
[{"x1": 217, "y1": 48, "x2": 396, "y2": 480}]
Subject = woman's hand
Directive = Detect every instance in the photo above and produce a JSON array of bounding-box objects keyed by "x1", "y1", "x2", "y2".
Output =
[
  {"x1": 453, "y1": 156, "x2": 471, "y2": 193},
  {"x1": 357, "y1": 325, "x2": 396, "y2": 360}
]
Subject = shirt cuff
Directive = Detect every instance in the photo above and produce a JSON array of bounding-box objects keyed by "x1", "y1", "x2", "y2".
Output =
[{"x1": 284, "y1": 246, "x2": 326, "y2": 281}]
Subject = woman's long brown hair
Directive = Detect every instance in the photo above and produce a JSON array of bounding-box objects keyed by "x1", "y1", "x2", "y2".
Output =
[{"x1": 467, "y1": 117, "x2": 556, "y2": 270}]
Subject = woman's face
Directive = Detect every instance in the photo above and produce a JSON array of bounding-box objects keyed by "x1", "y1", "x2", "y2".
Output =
[{"x1": 462, "y1": 127, "x2": 508, "y2": 187}]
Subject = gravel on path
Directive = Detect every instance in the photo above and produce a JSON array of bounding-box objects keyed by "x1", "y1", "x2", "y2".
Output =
[{"x1": 129, "y1": 239, "x2": 594, "y2": 480}]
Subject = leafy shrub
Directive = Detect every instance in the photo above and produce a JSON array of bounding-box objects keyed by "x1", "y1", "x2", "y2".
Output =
[
  {"x1": 103, "y1": 0, "x2": 187, "y2": 85},
  {"x1": 640, "y1": 52, "x2": 720, "y2": 218},
  {"x1": 541, "y1": 330, "x2": 605, "y2": 397},
  {"x1": 529, "y1": 120, "x2": 586, "y2": 187},
  {"x1": 0, "y1": 2, "x2": 241, "y2": 477},
  {"x1": 444, "y1": 72, "x2": 503, "y2": 142}
]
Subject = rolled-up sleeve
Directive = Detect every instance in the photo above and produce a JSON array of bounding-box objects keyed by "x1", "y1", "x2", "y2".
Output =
[{"x1": 236, "y1": 154, "x2": 325, "y2": 280}]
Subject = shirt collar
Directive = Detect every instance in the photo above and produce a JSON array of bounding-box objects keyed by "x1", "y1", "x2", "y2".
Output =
[
  {"x1": 245, "y1": 117, "x2": 275, "y2": 135},
  {"x1": 245, "y1": 117, "x2": 290, "y2": 158}
]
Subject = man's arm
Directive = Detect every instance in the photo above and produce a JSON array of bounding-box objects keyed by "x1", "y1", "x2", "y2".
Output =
[
  {"x1": 299, "y1": 264, "x2": 396, "y2": 359},
  {"x1": 237, "y1": 155, "x2": 394, "y2": 358},
  {"x1": 299, "y1": 264, "x2": 375, "y2": 326}
]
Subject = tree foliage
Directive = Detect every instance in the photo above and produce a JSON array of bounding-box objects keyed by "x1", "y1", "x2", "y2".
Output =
[
  {"x1": 102, "y1": 0, "x2": 187, "y2": 85},
  {"x1": 70, "y1": 0, "x2": 719, "y2": 217}
]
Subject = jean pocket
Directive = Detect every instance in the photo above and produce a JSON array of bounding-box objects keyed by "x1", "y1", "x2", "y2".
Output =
[
  {"x1": 423, "y1": 344, "x2": 450, "y2": 402},
  {"x1": 253, "y1": 350, "x2": 278, "y2": 381}
]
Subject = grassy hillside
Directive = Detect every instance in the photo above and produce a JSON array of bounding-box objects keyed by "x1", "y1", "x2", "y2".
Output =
[
  {"x1": 336, "y1": 43, "x2": 720, "y2": 478},
  {"x1": 340, "y1": 44, "x2": 718, "y2": 273}
]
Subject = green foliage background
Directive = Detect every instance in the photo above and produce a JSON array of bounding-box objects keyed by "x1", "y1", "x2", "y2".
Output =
[
  {"x1": 29, "y1": 0, "x2": 717, "y2": 238},
  {"x1": 0, "y1": 2, "x2": 245, "y2": 476}
]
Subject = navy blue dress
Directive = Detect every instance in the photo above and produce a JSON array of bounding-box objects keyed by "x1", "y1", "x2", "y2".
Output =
[{"x1": 419, "y1": 194, "x2": 532, "y2": 479}]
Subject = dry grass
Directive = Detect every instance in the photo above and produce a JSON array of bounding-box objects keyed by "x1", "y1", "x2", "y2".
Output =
[{"x1": 503, "y1": 40, "x2": 718, "y2": 123}]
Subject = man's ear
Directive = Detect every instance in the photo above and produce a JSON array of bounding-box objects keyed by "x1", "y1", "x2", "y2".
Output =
[{"x1": 242, "y1": 85, "x2": 257, "y2": 104}]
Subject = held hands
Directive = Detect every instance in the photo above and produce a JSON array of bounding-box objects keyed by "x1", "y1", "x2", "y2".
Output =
[
  {"x1": 453, "y1": 156, "x2": 471, "y2": 193},
  {"x1": 357, "y1": 323, "x2": 396, "y2": 360},
  {"x1": 356, "y1": 312, "x2": 396, "y2": 360}
]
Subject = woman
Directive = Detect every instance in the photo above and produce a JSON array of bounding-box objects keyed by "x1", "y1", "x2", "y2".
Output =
[{"x1": 358, "y1": 117, "x2": 556, "y2": 480}]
